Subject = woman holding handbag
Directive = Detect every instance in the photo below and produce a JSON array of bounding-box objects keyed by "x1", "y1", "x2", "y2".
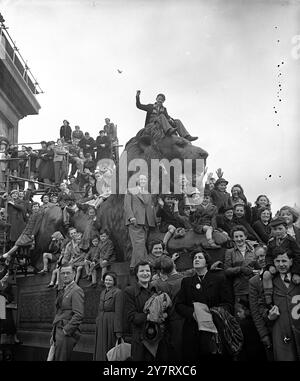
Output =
[{"x1": 94, "y1": 272, "x2": 123, "y2": 361}]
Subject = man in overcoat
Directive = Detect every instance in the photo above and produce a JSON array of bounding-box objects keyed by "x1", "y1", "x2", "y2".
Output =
[
  {"x1": 267, "y1": 247, "x2": 300, "y2": 361},
  {"x1": 51, "y1": 264, "x2": 85, "y2": 361},
  {"x1": 124, "y1": 174, "x2": 156, "y2": 269}
]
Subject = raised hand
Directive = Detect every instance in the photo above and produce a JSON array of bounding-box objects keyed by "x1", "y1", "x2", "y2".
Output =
[
  {"x1": 216, "y1": 168, "x2": 224, "y2": 178},
  {"x1": 206, "y1": 172, "x2": 214, "y2": 184},
  {"x1": 158, "y1": 197, "x2": 164, "y2": 207}
]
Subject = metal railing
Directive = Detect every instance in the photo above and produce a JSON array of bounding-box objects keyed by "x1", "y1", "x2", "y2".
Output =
[{"x1": 0, "y1": 13, "x2": 43, "y2": 95}]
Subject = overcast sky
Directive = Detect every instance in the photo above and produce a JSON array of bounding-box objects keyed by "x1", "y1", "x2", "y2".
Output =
[{"x1": 1, "y1": 0, "x2": 300, "y2": 212}]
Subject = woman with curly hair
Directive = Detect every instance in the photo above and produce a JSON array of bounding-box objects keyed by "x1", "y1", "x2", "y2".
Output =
[
  {"x1": 224, "y1": 225, "x2": 256, "y2": 304},
  {"x1": 251, "y1": 195, "x2": 271, "y2": 225},
  {"x1": 279, "y1": 205, "x2": 300, "y2": 245}
]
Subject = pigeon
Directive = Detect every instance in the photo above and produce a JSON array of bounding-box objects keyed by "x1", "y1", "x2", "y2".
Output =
[{"x1": 117, "y1": 69, "x2": 123, "y2": 74}]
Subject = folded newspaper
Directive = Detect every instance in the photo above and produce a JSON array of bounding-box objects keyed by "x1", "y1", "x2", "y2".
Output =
[{"x1": 193, "y1": 302, "x2": 218, "y2": 333}]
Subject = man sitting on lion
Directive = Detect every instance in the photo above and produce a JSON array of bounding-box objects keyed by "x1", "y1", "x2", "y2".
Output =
[{"x1": 136, "y1": 90, "x2": 198, "y2": 142}]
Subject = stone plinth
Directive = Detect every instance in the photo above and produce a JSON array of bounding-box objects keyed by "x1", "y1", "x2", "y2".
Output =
[{"x1": 16, "y1": 261, "x2": 131, "y2": 356}]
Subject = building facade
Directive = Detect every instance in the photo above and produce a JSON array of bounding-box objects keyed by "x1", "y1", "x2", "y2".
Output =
[{"x1": 0, "y1": 13, "x2": 41, "y2": 144}]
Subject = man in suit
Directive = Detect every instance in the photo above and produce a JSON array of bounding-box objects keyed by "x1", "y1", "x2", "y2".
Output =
[
  {"x1": 136, "y1": 90, "x2": 198, "y2": 142},
  {"x1": 51, "y1": 264, "x2": 85, "y2": 361},
  {"x1": 124, "y1": 174, "x2": 156, "y2": 269},
  {"x1": 266, "y1": 247, "x2": 300, "y2": 361}
]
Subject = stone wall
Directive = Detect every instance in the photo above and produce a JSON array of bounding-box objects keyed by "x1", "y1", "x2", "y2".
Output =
[{"x1": 16, "y1": 262, "x2": 131, "y2": 355}]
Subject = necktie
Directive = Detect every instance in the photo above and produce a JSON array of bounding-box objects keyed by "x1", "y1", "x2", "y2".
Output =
[{"x1": 284, "y1": 274, "x2": 290, "y2": 284}]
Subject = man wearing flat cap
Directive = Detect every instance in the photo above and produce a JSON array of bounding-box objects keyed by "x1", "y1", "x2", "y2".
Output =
[{"x1": 266, "y1": 217, "x2": 300, "y2": 260}]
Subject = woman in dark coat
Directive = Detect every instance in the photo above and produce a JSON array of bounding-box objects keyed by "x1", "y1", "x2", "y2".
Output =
[
  {"x1": 60, "y1": 120, "x2": 72, "y2": 143},
  {"x1": 252, "y1": 207, "x2": 272, "y2": 244},
  {"x1": 176, "y1": 249, "x2": 233, "y2": 361},
  {"x1": 94, "y1": 272, "x2": 123, "y2": 361},
  {"x1": 123, "y1": 261, "x2": 156, "y2": 361},
  {"x1": 6, "y1": 190, "x2": 26, "y2": 244}
]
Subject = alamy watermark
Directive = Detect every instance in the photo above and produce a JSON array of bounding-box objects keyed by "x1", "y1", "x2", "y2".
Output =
[{"x1": 97, "y1": 152, "x2": 205, "y2": 195}]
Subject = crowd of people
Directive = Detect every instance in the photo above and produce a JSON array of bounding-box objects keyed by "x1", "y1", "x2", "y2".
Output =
[
  {"x1": 0, "y1": 118, "x2": 118, "y2": 193},
  {"x1": 0, "y1": 93, "x2": 299, "y2": 362}
]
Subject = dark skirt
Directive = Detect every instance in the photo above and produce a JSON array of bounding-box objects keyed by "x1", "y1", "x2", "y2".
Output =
[{"x1": 0, "y1": 309, "x2": 16, "y2": 335}]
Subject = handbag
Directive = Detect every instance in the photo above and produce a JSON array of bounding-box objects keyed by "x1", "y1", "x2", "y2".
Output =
[
  {"x1": 106, "y1": 338, "x2": 131, "y2": 361},
  {"x1": 210, "y1": 307, "x2": 244, "y2": 356},
  {"x1": 47, "y1": 344, "x2": 55, "y2": 361}
]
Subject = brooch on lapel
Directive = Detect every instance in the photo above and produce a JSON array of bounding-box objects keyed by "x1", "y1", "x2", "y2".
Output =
[{"x1": 196, "y1": 283, "x2": 201, "y2": 290}]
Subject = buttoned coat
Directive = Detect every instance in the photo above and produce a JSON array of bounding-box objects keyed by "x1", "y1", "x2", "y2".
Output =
[
  {"x1": 124, "y1": 283, "x2": 154, "y2": 361},
  {"x1": 252, "y1": 220, "x2": 271, "y2": 244},
  {"x1": 94, "y1": 287, "x2": 123, "y2": 361},
  {"x1": 175, "y1": 271, "x2": 233, "y2": 360},
  {"x1": 52, "y1": 282, "x2": 84, "y2": 336},
  {"x1": 224, "y1": 242, "x2": 256, "y2": 298},
  {"x1": 124, "y1": 187, "x2": 156, "y2": 227},
  {"x1": 270, "y1": 274, "x2": 300, "y2": 361}
]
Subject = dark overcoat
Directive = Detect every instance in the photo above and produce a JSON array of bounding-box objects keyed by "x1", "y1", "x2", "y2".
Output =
[
  {"x1": 175, "y1": 271, "x2": 233, "y2": 361},
  {"x1": 52, "y1": 281, "x2": 84, "y2": 361},
  {"x1": 123, "y1": 283, "x2": 154, "y2": 361},
  {"x1": 94, "y1": 287, "x2": 123, "y2": 361},
  {"x1": 271, "y1": 274, "x2": 300, "y2": 361},
  {"x1": 7, "y1": 201, "x2": 26, "y2": 242}
]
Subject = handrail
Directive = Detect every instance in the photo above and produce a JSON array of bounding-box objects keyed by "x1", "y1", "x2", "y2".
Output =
[{"x1": 0, "y1": 13, "x2": 43, "y2": 95}]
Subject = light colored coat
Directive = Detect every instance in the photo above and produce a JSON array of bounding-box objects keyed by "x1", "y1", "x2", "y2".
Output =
[{"x1": 124, "y1": 187, "x2": 156, "y2": 227}]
